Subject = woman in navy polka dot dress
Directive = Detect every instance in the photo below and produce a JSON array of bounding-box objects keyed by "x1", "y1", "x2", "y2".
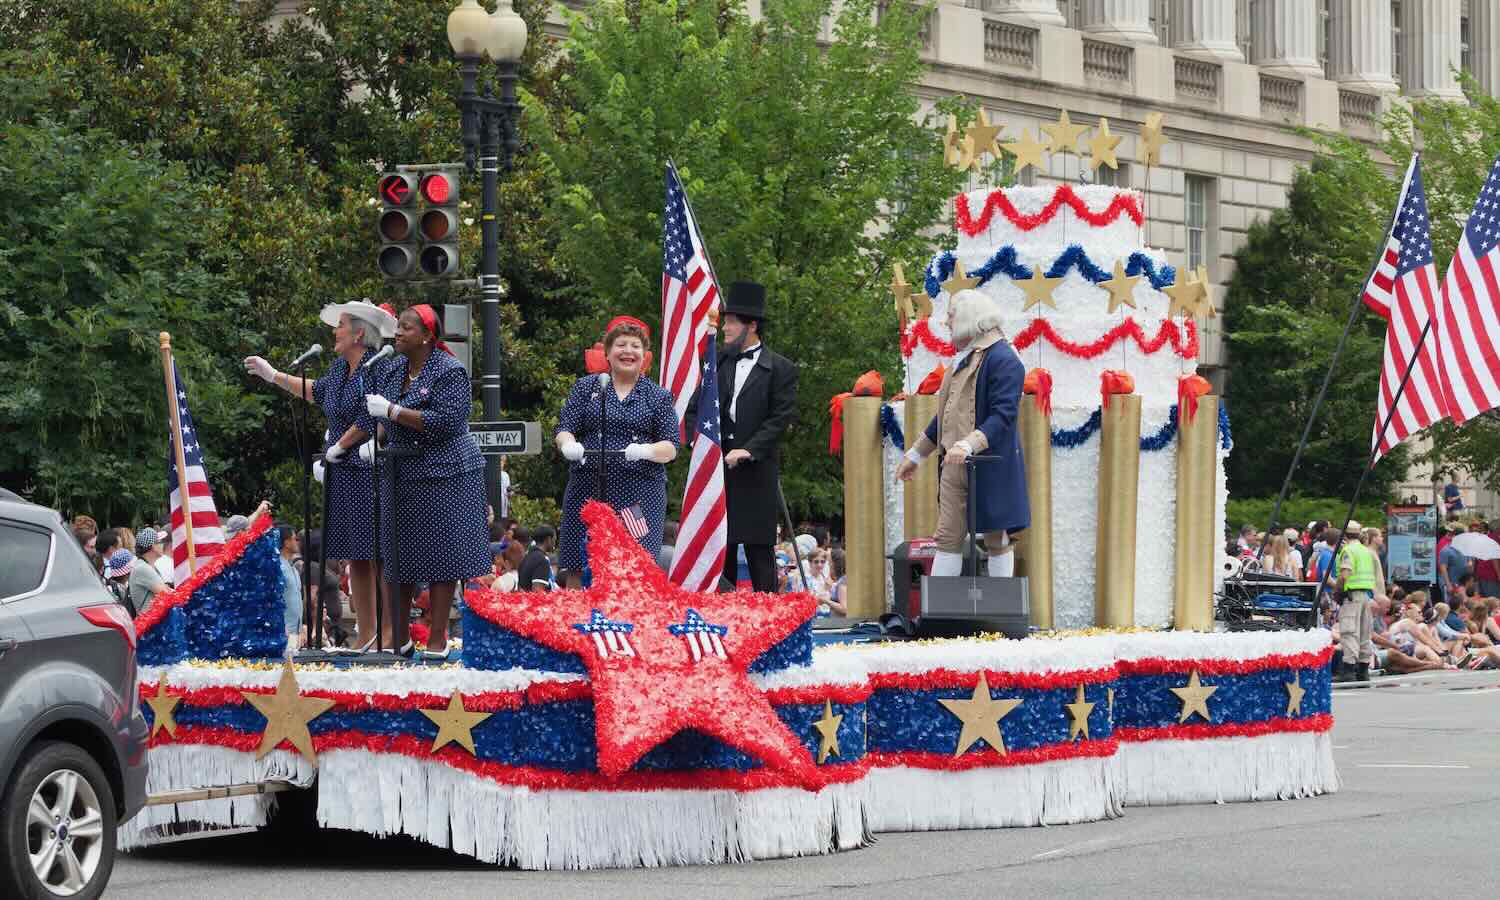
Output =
[
  {"x1": 555, "y1": 317, "x2": 681, "y2": 586},
  {"x1": 341, "y1": 304, "x2": 490, "y2": 659},
  {"x1": 243, "y1": 300, "x2": 396, "y2": 651}
]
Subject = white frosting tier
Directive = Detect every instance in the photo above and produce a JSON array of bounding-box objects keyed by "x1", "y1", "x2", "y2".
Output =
[{"x1": 955, "y1": 184, "x2": 1146, "y2": 262}]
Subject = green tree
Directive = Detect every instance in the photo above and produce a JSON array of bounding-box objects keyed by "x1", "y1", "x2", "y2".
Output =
[{"x1": 538, "y1": 0, "x2": 965, "y2": 520}]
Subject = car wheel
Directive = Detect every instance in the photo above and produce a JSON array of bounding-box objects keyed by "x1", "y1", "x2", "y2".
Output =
[{"x1": 0, "y1": 741, "x2": 117, "y2": 900}]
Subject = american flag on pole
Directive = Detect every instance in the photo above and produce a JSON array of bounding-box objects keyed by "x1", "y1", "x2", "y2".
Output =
[
  {"x1": 1435, "y1": 152, "x2": 1500, "y2": 424},
  {"x1": 1363, "y1": 157, "x2": 1450, "y2": 463},
  {"x1": 669, "y1": 334, "x2": 727, "y2": 592},
  {"x1": 167, "y1": 362, "x2": 224, "y2": 583},
  {"x1": 660, "y1": 162, "x2": 720, "y2": 437}
]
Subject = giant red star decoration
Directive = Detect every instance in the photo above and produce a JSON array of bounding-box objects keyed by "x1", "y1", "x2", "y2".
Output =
[{"x1": 475, "y1": 501, "x2": 820, "y2": 785}]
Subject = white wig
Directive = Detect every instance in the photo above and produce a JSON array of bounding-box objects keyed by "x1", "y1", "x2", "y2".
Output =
[{"x1": 948, "y1": 289, "x2": 1006, "y2": 350}]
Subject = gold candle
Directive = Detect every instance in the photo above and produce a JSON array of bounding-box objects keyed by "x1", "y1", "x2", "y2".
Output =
[
  {"x1": 843, "y1": 396, "x2": 887, "y2": 620},
  {"x1": 1173, "y1": 395, "x2": 1218, "y2": 631},
  {"x1": 1015, "y1": 399, "x2": 1054, "y2": 629},
  {"x1": 1095, "y1": 394, "x2": 1140, "y2": 627},
  {"x1": 903, "y1": 393, "x2": 941, "y2": 540}
]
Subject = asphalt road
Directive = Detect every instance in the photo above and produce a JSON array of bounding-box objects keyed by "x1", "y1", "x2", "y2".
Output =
[{"x1": 110, "y1": 670, "x2": 1500, "y2": 899}]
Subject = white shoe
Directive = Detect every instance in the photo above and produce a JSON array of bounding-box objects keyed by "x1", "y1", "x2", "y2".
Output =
[
  {"x1": 931, "y1": 550, "x2": 964, "y2": 577},
  {"x1": 988, "y1": 552, "x2": 1014, "y2": 578}
]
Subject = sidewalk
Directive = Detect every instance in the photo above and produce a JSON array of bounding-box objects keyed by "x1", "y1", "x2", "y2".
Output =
[{"x1": 1332, "y1": 668, "x2": 1500, "y2": 692}]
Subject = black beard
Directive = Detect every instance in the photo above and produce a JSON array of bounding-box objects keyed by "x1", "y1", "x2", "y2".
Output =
[{"x1": 724, "y1": 332, "x2": 751, "y2": 356}]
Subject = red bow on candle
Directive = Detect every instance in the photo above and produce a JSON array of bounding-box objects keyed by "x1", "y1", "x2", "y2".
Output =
[
  {"x1": 1023, "y1": 367, "x2": 1053, "y2": 417},
  {"x1": 1178, "y1": 374, "x2": 1212, "y2": 423},
  {"x1": 828, "y1": 371, "x2": 885, "y2": 454},
  {"x1": 916, "y1": 365, "x2": 946, "y2": 395},
  {"x1": 1100, "y1": 370, "x2": 1135, "y2": 409}
]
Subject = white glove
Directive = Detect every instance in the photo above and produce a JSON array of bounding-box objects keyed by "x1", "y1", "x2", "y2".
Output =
[
  {"x1": 561, "y1": 440, "x2": 585, "y2": 462},
  {"x1": 358, "y1": 442, "x2": 375, "y2": 464},
  {"x1": 623, "y1": 443, "x2": 653, "y2": 462},
  {"x1": 324, "y1": 443, "x2": 347, "y2": 465},
  {"x1": 365, "y1": 394, "x2": 399, "y2": 419},
  {"x1": 245, "y1": 356, "x2": 277, "y2": 383},
  {"x1": 313, "y1": 461, "x2": 326, "y2": 484},
  {"x1": 903, "y1": 447, "x2": 924, "y2": 465}
]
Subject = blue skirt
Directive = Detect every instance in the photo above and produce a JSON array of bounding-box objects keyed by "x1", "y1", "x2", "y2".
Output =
[
  {"x1": 558, "y1": 469, "x2": 666, "y2": 572},
  {"x1": 322, "y1": 463, "x2": 376, "y2": 560},
  {"x1": 380, "y1": 467, "x2": 492, "y2": 584}
]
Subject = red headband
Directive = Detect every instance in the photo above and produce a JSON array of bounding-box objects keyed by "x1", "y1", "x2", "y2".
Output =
[
  {"x1": 604, "y1": 315, "x2": 651, "y2": 341},
  {"x1": 410, "y1": 304, "x2": 452, "y2": 355}
]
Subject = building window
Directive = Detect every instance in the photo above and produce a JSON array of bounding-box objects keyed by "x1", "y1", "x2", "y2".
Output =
[
  {"x1": 1185, "y1": 174, "x2": 1214, "y2": 275},
  {"x1": 1093, "y1": 162, "x2": 1130, "y2": 189},
  {"x1": 1391, "y1": 1, "x2": 1403, "y2": 87},
  {"x1": 1319, "y1": 0, "x2": 1332, "y2": 79}
]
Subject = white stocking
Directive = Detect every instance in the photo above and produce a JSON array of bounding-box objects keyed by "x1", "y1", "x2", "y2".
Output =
[
  {"x1": 931, "y1": 550, "x2": 964, "y2": 577},
  {"x1": 988, "y1": 552, "x2": 1014, "y2": 578}
]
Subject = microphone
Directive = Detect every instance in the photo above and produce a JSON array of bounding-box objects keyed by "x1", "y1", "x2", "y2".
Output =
[
  {"x1": 286, "y1": 344, "x2": 322, "y2": 368},
  {"x1": 598, "y1": 372, "x2": 610, "y2": 386},
  {"x1": 363, "y1": 344, "x2": 395, "y2": 369}
]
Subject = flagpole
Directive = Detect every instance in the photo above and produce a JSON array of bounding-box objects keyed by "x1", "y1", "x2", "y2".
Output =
[
  {"x1": 160, "y1": 332, "x2": 198, "y2": 577},
  {"x1": 667, "y1": 159, "x2": 723, "y2": 297}
]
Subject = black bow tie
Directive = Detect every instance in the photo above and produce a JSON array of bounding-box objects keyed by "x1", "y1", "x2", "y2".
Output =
[{"x1": 734, "y1": 346, "x2": 761, "y2": 362}]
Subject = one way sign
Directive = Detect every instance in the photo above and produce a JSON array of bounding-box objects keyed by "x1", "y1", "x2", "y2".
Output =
[{"x1": 471, "y1": 421, "x2": 541, "y2": 456}]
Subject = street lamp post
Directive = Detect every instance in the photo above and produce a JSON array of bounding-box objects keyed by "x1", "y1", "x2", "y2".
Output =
[{"x1": 448, "y1": 0, "x2": 528, "y2": 513}]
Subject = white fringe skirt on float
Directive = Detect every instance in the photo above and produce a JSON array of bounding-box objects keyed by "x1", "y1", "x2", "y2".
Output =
[
  {"x1": 864, "y1": 755, "x2": 1124, "y2": 833},
  {"x1": 1117, "y1": 730, "x2": 1340, "y2": 806}
]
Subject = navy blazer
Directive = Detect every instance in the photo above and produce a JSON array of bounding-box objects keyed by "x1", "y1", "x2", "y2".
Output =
[{"x1": 367, "y1": 350, "x2": 484, "y2": 482}]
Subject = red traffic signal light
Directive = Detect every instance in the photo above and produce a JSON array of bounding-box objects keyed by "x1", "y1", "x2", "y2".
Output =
[
  {"x1": 420, "y1": 172, "x2": 454, "y2": 205},
  {"x1": 377, "y1": 167, "x2": 460, "y2": 280},
  {"x1": 379, "y1": 173, "x2": 416, "y2": 206}
]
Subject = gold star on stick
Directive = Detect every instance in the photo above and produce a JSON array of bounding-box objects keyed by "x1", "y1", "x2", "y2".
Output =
[
  {"x1": 1164, "y1": 272, "x2": 1198, "y2": 319},
  {"x1": 1002, "y1": 128, "x2": 1047, "y2": 176},
  {"x1": 1191, "y1": 265, "x2": 1217, "y2": 317},
  {"x1": 938, "y1": 673, "x2": 1023, "y2": 756},
  {"x1": 1137, "y1": 111, "x2": 1167, "y2": 166},
  {"x1": 145, "y1": 678, "x2": 181, "y2": 739},
  {"x1": 1284, "y1": 672, "x2": 1306, "y2": 717},
  {"x1": 420, "y1": 691, "x2": 493, "y2": 755},
  {"x1": 1065, "y1": 684, "x2": 1096, "y2": 742},
  {"x1": 240, "y1": 662, "x2": 336, "y2": 765},
  {"x1": 1041, "y1": 109, "x2": 1087, "y2": 155},
  {"x1": 1018, "y1": 268, "x2": 1063, "y2": 312},
  {"x1": 890, "y1": 263, "x2": 915, "y2": 328},
  {"x1": 812, "y1": 699, "x2": 844, "y2": 764},
  {"x1": 1087, "y1": 117, "x2": 1122, "y2": 172},
  {"x1": 963, "y1": 109, "x2": 1004, "y2": 172},
  {"x1": 942, "y1": 114, "x2": 963, "y2": 169},
  {"x1": 1170, "y1": 670, "x2": 1218, "y2": 724},
  {"x1": 1100, "y1": 258, "x2": 1141, "y2": 314},
  {"x1": 941, "y1": 260, "x2": 981, "y2": 296}
]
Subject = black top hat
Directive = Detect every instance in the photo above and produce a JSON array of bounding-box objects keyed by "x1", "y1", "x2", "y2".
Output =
[{"x1": 724, "y1": 281, "x2": 767, "y2": 322}]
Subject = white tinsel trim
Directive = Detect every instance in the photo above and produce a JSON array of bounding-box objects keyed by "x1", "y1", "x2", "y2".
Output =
[
  {"x1": 1104, "y1": 629, "x2": 1332, "y2": 662},
  {"x1": 835, "y1": 635, "x2": 1116, "y2": 676},
  {"x1": 1117, "y1": 731, "x2": 1339, "y2": 806},
  {"x1": 864, "y1": 756, "x2": 1124, "y2": 833},
  {"x1": 137, "y1": 661, "x2": 583, "y2": 696},
  {"x1": 117, "y1": 745, "x2": 315, "y2": 850},
  {"x1": 313, "y1": 749, "x2": 869, "y2": 869},
  {"x1": 753, "y1": 651, "x2": 869, "y2": 690}
]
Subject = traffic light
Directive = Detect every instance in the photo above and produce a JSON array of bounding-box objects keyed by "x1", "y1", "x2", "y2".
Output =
[{"x1": 375, "y1": 168, "x2": 462, "y2": 280}]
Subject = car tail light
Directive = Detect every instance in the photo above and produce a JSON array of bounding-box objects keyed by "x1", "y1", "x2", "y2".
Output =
[{"x1": 79, "y1": 604, "x2": 137, "y2": 650}]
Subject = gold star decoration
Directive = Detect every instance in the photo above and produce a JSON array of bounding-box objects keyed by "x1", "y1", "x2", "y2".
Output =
[
  {"x1": 1137, "y1": 111, "x2": 1168, "y2": 166},
  {"x1": 1002, "y1": 128, "x2": 1047, "y2": 176},
  {"x1": 1042, "y1": 109, "x2": 1088, "y2": 155},
  {"x1": 963, "y1": 109, "x2": 1005, "y2": 172},
  {"x1": 941, "y1": 259, "x2": 981, "y2": 296},
  {"x1": 1284, "y1": 672, "x2": 1306, "y2": 717},
  {"x1": 1087, "y1": 117, "x2": 1122, "y2": 172},
  {"x1": 1170, "y1": 670, "x2": 1218, "y2": 724},
  {"x1": 938, "y1": 673, "x2": 1023, "y2": 756},
  {"x1": 890, "y1": 263, "x2": 915, "y2": 328},
  {"x1": 1100, "y1": 258, "x2": 1141, "y2": 314},
  {"x1": 145, "y1": 678, "x2": 181, "y2": 739},
  {"x1": 942, "y1": 114, "x2": 963, "y2": 169},
  {"x1": 1192, "y1": 265, "x2": 1217, "y2": 317},
  {"x1": 1019, "y1": 268, "x2": 1064, "y2": 312},
  {"x1": 1164, "y1": 271, "x2": 1199, "y2": 319},
  {"x1": 240, "y1": 662, "x2": 336, "y2": 765},
  {"x1": 812, "y1": 698, "x2": 844, "y2": 764},
  {"x1": 1065, "y1": 684, "x2": 1096, "y2": 742},
  {"x1": 420, "y1": 691, "x2": 493, "y2": 755}
]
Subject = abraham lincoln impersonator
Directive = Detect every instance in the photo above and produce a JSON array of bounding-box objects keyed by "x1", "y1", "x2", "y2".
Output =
[{"x1": 897, "y1": 288, "x2": 1029, "y2": 577}]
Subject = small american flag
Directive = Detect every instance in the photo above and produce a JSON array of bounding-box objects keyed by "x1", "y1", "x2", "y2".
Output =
[
  {"x1": 668, "y1": 334, "x2": 727, "y2": 592},
  {"x1": 166, "y1": 362, "x2": 225, "y2": 583},
  {"x1": 668, "y1": 609, "x2": 728, "y2": 662},
  {"x1": 1364, "y1": 157, "x2": 1449, "y2": 463},
  {"x1": 1436, "y1": 152, "x2": 1500, "y2": 424},
  {"x1": 660, "y1": 162, "x2": 720, "y2": 437},
  {"x1": 619, "y1": 505, "x2": 651, "y2": 541}
]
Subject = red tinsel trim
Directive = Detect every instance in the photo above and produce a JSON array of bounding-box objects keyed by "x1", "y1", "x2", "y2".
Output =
[
  {"x1": 903, "y1": 316, "x2": 1198, "y2": 362},
  {"x1": 866, "y1": 738, "x2": 1119, "y2": 772},
  {"x1": 868, "y1": 665, "x2": 1118, "y2": 692},
  {"x1": 1119, "y1": 646, "x2": 1335, "y2": 676},
  {"x1": 134, "y1": 514, "x2": 276, "y2": 637},
  {"x1": 150, "y1": 725, "x2": 871, "y2": 793},
  {"x1": 954, "y1": 185, "x2": 1144, "y2": 237},
  {"x1": 761, "y1": 683, "x2": 873, "y2": 706},
  {"x1": 1115, "y1": 713, "x2": 1334, "y2": 744},
  {"x1": 139, "y1": 679, "x2": 596, "y2": 713}
]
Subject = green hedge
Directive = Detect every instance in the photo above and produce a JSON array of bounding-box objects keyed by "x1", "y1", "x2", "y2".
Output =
[{"x1": 1225, "y1": 495, "x2": 1390, "y2": 536}]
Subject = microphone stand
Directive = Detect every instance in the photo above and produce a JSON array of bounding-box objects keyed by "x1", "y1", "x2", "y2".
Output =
[
  {"x1": 299, "y1": 357, "x2": 314, "y2": 652},
  {"x1": 598, "y1": 374, "x2": 608, "y2": 505}
]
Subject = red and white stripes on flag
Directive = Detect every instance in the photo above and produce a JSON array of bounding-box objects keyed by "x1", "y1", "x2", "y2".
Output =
[
  {"x1": 166, "y1": 362, "x2": 225, "y2": 583},
  {"x1": 1363, "y1": 157, "x2": 1450, "y2": 463},
  {"x1": 660, "y1": 163, "x2": 720, "y2": 436},
  {"x1": 669, "y1": 335, "x2": 727, "y2": 592},
  {"x1": 1435, "y1": 152, "x2": 1500, "y2": 424}
]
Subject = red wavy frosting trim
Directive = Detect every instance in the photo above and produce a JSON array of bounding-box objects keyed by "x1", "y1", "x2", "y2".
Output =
[
  {"x1": 954, "y1": 185, "x2": 1145, "y2": 237},
  {"x1": 868, "y1": 665, "x2": 1118, "y2": 692},
  {"x1": 134, "y1": 514, "x2": 276, "y2": 637},
  {"x1": 866, "y1": 738, "x2": 1119, "y2": 772},
  {"x1": 149, "y1": 725, "x2": 871, "y2": 792},
  {"x1": 1114, "y1": 713, "x2": 1334, "y2": 744},
  {"x1": 1118, "y1": 646, "x2": 1335, "y2": 676},
  {"x1": 902, "y1": 316, "x2": 1198, "y2": 361}
]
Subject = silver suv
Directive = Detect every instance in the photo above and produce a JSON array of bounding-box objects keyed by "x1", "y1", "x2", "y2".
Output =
[{"x1": 0, "y1": 495, "x2": 148, "y2": 899}]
